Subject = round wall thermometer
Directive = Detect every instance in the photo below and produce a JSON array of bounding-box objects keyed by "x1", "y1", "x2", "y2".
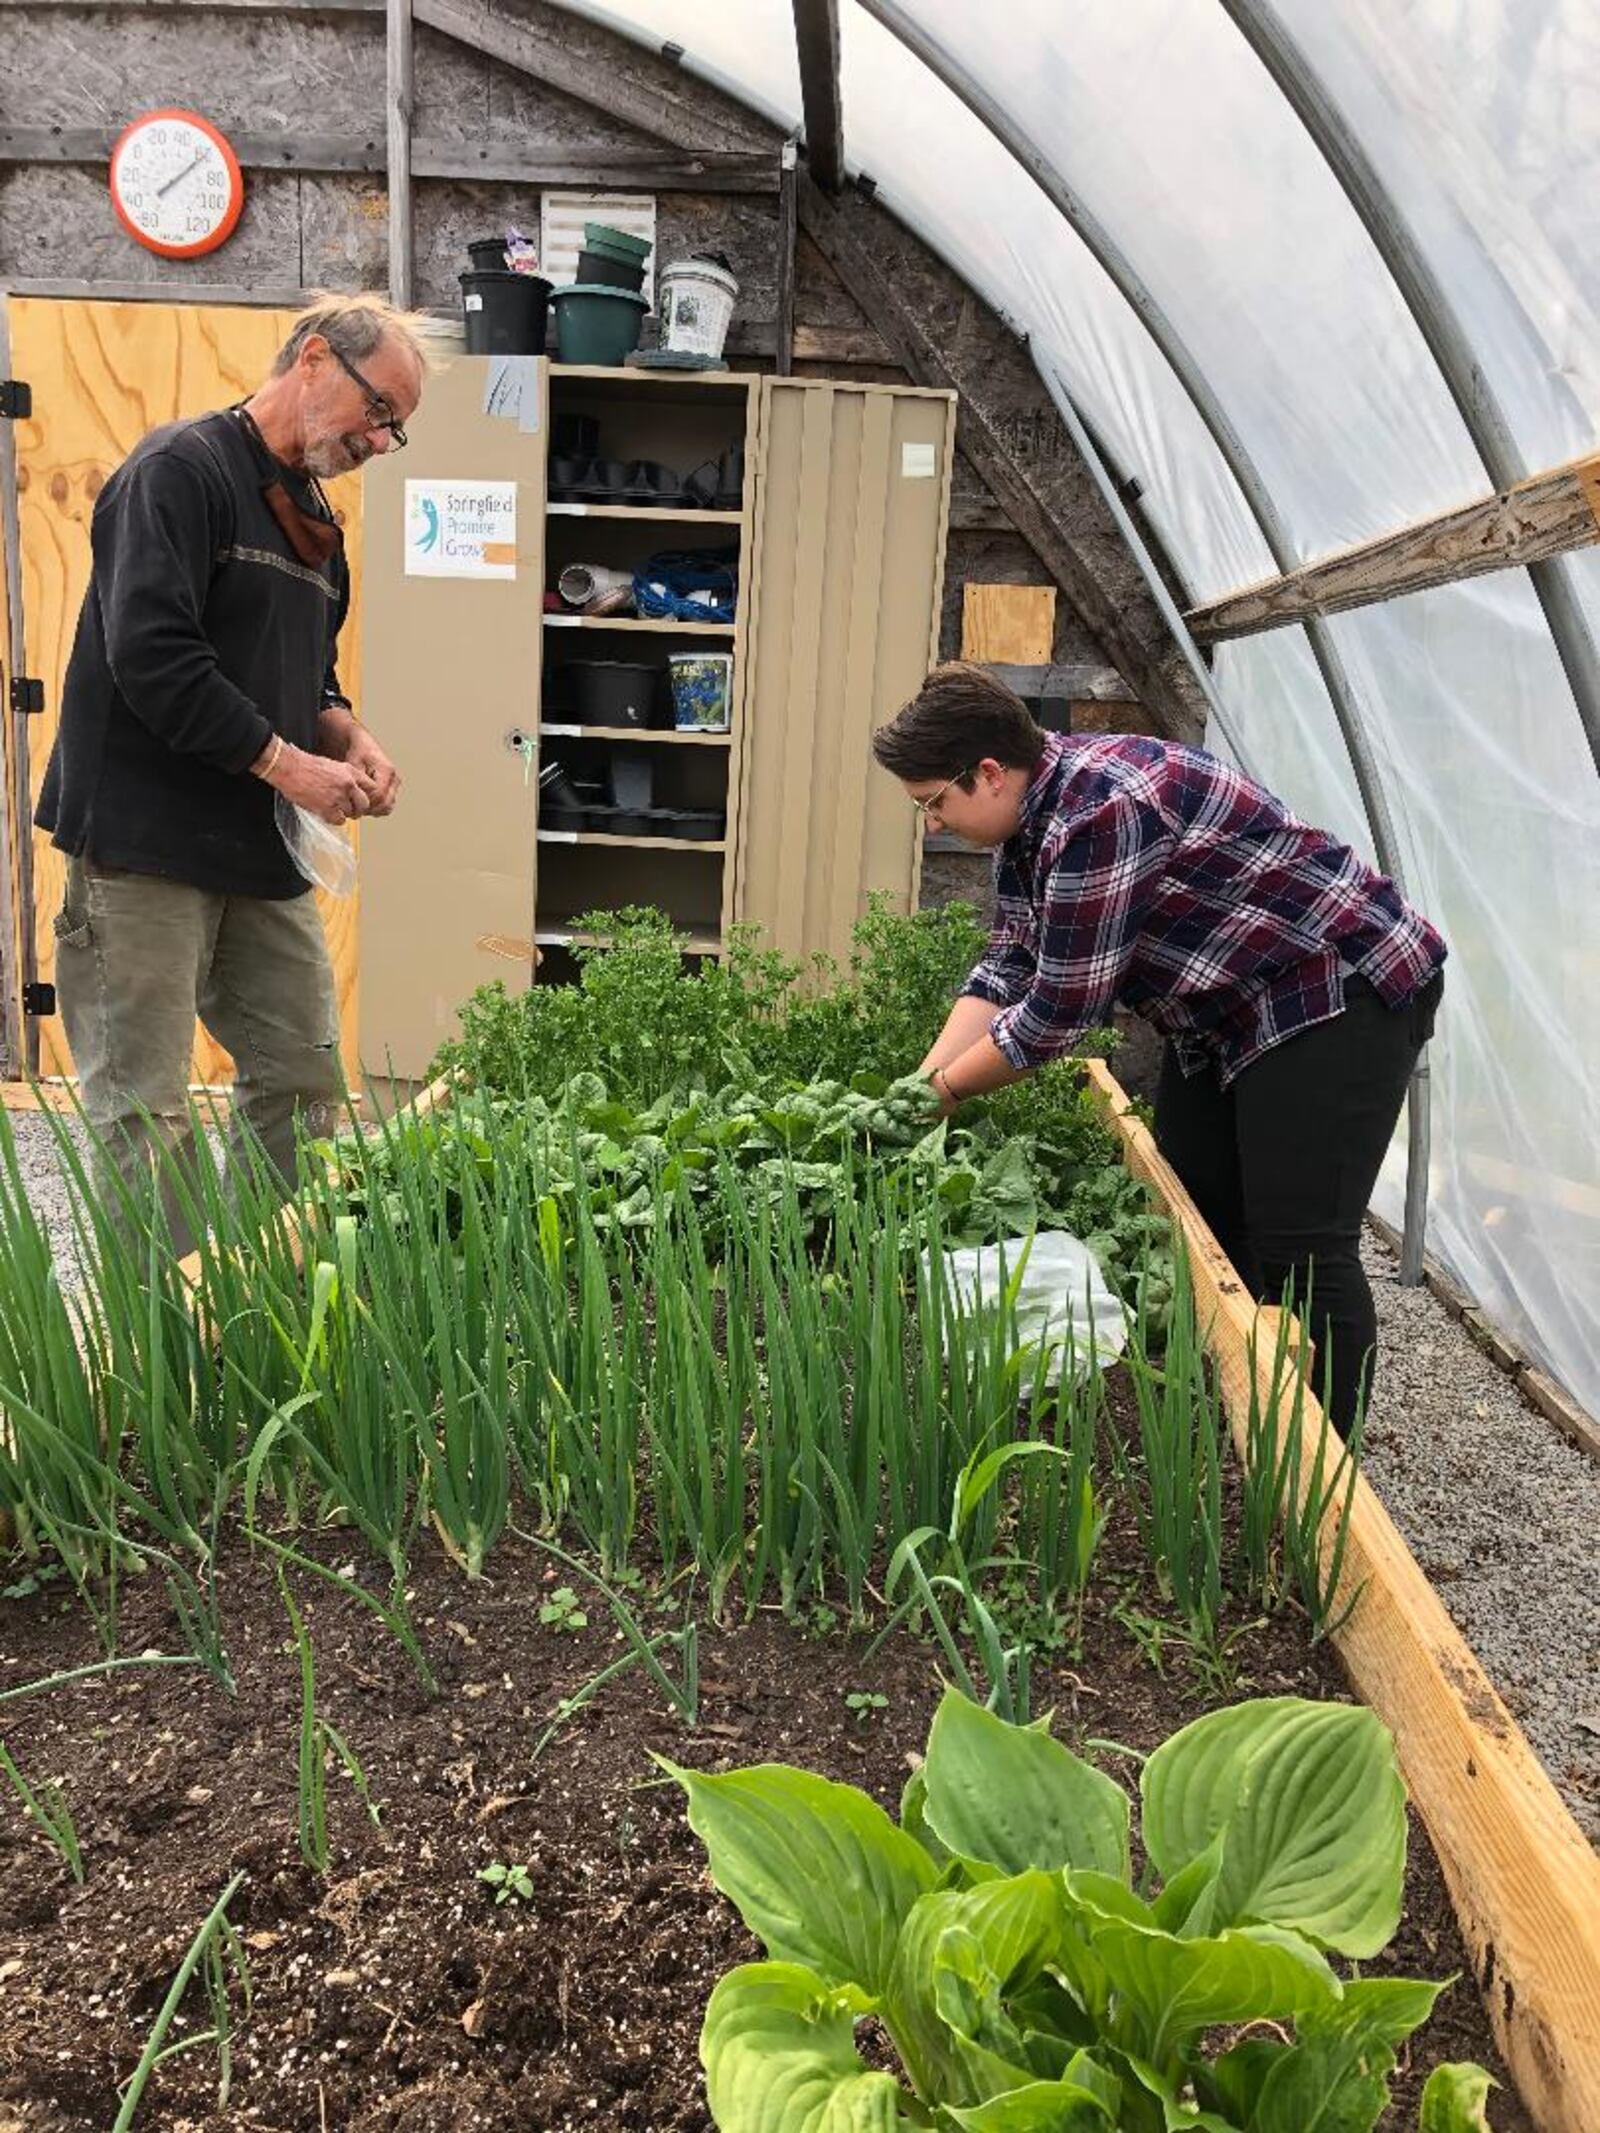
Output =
[{"x1": 109, "y1": 109, "x2": 245, "y2": 259}]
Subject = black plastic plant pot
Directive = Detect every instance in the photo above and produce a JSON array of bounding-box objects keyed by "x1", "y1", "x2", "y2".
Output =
[
  {"x1": 577, "y1": 248, "x2": 646, "y2": 291},
  {"x1": 569, "y1": 660, "x2": 659, "y2": 728},
  {"x1": 467, "y1": 239, "x2": 509, "y2": 273},
  {"x1": 459, "y1": 270, "x2": 552, "y2": 354},
  {"x1": 667, "y1": 810, "x2": 726, "y2": 842}
]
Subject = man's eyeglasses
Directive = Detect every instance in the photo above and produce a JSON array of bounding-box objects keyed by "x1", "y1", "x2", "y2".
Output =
[
  {"x1": 328, "y1": 342, "x2": 407, "y2": 449},
  {"x1": 911, "y1": 765, "x2": 976, "y2": 821}
]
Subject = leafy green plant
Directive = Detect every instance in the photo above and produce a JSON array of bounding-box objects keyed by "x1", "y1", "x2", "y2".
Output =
[
  {"x1": 844, "y1": 1691, "x2": 889, "y2": 1725},
  {"x1": 662, "y1": 1689, "x2": 1493, "y2": 2133},
  {"x1": 539, "y1": 1584, "x2": 589, "y2": 1632},
  {"x1": 479, "y1": 1859, "x2": 535, "y2": 1906}
]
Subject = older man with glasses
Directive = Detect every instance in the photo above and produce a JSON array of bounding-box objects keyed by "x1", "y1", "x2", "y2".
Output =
[{"x1": 36, "y1": 294, "x2": 428, "y2": 1247}]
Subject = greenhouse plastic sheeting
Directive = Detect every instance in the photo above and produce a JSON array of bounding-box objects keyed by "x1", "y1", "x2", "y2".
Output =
[{"x1": 553, "y1": 0, "x2": 1600, "y2": 1416}]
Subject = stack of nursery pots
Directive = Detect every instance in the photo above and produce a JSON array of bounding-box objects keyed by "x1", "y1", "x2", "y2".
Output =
[
  {"x1": 458, "y1": 234, "x2": 552, "y2": 355},
  {"x1": 551, "y1": 222, "x2": 653, "y2": 366}
]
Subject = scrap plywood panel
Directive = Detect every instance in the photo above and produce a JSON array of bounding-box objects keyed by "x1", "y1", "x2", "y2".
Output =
[
  {"x1": 961, "y1": 581, "x2": 1056, "y2": 664},
  {"x1": 736, "y1": 378, "x2": 955, "y2": 966},
  {"x1": 6, "y1": 296, "x2": 365, "y2": 1084}
]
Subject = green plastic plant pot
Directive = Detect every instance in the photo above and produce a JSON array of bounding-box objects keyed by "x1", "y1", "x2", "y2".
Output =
[
  {"x1": 552, "y1": 284, "x2": 650, "y2": 367},
  {"x1": 583, "y1": 222, "x2": 653, "y2": 262}
]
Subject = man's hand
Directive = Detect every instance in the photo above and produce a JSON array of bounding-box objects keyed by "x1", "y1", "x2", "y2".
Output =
[
  {"x1": 265, "y1": 741, "x2": 372, "y2": 827},
  {"x1": 342, "y1": 725, "x2": 401, "y2": 817}
]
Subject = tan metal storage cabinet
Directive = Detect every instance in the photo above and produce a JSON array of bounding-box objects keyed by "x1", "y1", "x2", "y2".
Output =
[
  {"x1": 357, "y1": 364, "x2": 953, "y2": 1075},
  {"x1": 358, "y1": 359, "x2": 548, "y2": 1080},
  {"x1": 734, "y1": 379, "x2": 955, "y2": 964}
]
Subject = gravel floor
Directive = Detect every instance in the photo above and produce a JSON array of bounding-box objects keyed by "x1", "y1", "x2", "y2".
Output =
[
  {"x1": 5, "y1": 1111, "x2": 1598, "y2": 1839},
  {"x1": 1361, "y1": 1231, "x2": 1600, "y2": 1843}
]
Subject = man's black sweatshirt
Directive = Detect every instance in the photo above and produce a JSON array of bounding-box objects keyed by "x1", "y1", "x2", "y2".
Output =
[{"x1": 37, "y1": 408, "x2": 350, "y2": 900}]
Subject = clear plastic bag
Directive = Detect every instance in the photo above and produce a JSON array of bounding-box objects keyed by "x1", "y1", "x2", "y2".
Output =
[
  {"x1": 275, "y1": 790, "x2": 358, "y2": 898},
  {"x1": 929, "y1": 1230, "x2": 1130, "y2": 1391}
]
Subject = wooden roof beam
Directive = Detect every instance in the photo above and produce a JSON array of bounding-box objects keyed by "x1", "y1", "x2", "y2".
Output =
[
  {"x1": 0, "y1": 126, "x2": 778, "y2": 193},
  {"x1": 1188, "y1": 451, "x2": 1600, "y2": 644},
  {"x1": 792, "y1": 0, "x2": 845, "y2": 194}
]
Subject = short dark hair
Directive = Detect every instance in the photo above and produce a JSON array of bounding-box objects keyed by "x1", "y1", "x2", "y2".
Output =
[{"x1": 871, "y1": 662, "x2": 1047, "y2": 783}]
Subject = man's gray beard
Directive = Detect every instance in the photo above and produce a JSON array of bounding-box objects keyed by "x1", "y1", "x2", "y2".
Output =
[{"x1": 304, "y1": 435, "x2": 362, "y2": 479}]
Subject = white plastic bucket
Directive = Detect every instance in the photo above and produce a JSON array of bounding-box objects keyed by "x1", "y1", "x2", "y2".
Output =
[{"x1": 659, "y1": 255, "x2": 739, "y2": 359}]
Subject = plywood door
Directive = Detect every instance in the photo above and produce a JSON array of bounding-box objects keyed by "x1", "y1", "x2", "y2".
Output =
[
  {"x1": 5, "y1": 297, "x2": 365, "y2": 1083},
  {"x1": 356, "y1": 355, "x2": 548, "y2": 1082},
  {"x1": 736, "y1": 379, "x2": 955, "y2": 965}
]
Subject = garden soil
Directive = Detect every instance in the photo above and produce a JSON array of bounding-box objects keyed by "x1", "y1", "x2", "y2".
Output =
[{"x1": 0, "y1": 1469, "x2": 1533, "y2": 2133}]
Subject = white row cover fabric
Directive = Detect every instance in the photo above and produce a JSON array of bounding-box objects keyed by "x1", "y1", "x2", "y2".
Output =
[{"x1": 554, "y1": 0, "x2": 1600, "y2": 1416}]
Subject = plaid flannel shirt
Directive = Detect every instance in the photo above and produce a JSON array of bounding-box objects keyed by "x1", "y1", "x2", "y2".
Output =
[{"x1": 965, "y1": 732, "x2": 1446, "y2": 1087}]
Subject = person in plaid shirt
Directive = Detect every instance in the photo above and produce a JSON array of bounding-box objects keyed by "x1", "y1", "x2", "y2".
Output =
[{"x1": 872, "y1": 663, "x2": 1446, "y2": 1431}]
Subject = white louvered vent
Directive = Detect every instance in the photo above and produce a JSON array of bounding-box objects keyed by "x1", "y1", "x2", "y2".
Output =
[{"x1": 539, "y1": 193, "x2": 658, "y2": 308}]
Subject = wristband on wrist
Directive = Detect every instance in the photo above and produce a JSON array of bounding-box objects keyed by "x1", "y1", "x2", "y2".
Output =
[
  {"x1": 934, "y1": 1065, "x2": 961, "y2": 1104},
  {"x1": 256, "y1": 733, "x2": 284, "y2": 781}
]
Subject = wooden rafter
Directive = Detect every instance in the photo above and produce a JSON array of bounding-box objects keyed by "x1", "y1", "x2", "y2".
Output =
[
  {"x1": 792, "y1": 0, "x2": 844, "y2": 194},
  {"x1": 798, "y1": 176, "x2": 1206, "y2": 740},
  {"x1": 414, "y1": 0, "x2": 765, "y2": 154},
  {"x1": 1188, "y1": 452, "x2": 1600, "y2": 644}
]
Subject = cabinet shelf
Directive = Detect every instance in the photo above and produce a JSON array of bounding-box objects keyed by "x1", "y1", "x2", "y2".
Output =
[
  {"x1": 538, "y1": 830, "x2": 726, "y2": 853},
  {"x1": 539, "y1": 722, "x2": 731, "y2": 746},
  {"x1": 547, "y1": 503, "x2": 743, "y2": 524},
  {"x1": 543, "y1": 615, "x2": 735, "y2": 635}
]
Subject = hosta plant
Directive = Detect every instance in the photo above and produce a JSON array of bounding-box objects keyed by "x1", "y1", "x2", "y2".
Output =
[{"x1": 662, "y1": 1691, "x2": 1496, "y2": 2132}]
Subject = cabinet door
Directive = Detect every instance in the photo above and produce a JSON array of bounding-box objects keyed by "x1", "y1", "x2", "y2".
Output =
[
  {"x1": 358, "y1": 358, "x2": 547, "y2": 1082},
  {"x1": 734, "y1": 379, "x2": 954, "y2": 966}
]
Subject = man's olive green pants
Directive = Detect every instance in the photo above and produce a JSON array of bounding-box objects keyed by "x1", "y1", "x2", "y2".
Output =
[{"x1": 53, "y1": 857, "x2": 341, "y2": 1254}]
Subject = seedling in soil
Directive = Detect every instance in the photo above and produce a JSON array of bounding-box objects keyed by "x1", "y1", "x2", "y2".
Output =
[
  {"x1": 539, "y1": 1585, "x2": 589, "y2": 1631},
  {"x1": 479, "y1": 1860, "x2": 535, "y2": 1905},
  {"x1": 0, "y1": 1740, "x2": 85, "y2": 1883},
  {"x1": 844, "y1": 1690, "x2": 889, "y2": 1725}
]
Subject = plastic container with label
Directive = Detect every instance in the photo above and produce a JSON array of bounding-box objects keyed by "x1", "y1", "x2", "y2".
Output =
[{"x1": 658, "y1": 253, "x2": 739, "y2": 360}]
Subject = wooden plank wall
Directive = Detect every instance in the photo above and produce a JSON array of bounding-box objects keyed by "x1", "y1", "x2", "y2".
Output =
[{"x1": 6, "y1": 296, "x2": 364, "y2": 1084}]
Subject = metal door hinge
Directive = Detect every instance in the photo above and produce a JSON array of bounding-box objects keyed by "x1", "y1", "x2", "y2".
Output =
[
  {"x1": 22, "y1": 982, "x2": 56, "y2": 1017},
  {"x1": 9, "y1": 676, "x2": 44, "y2": 716},
  {"x1": 0, "y1": 380, "x2": 31, "y2": 420}
]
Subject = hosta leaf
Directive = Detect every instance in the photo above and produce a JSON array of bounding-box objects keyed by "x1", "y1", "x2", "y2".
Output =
[
  {"x1": 922, "y1": 1691, "x2": 1131, "y2": 1880},
  {"x1": 1141, "y1": 1698, "x2": 1406, "y2": 1956},
  {"x1": 898, "y1": 1766, "x2": 952, "y2": 1869},
  {"x1": 1243, "y1": 1981, "x2": 1446, "y2": 2133},
  {"x1": 660, "y1": 1758, "x2": 937, "y2": 1996},
  {"x1": 1087, "y1": 1913, "x2": 1340, "y2": 2068},
  {"x1": 945, "y1": 2074, "x2": 1115, "y2": 2130},
  {"x1": 700, "y1": 1962, "x2": 910, "y2": 2133},
  {"x1": 885, "y1": 1872, "x2": 1064, "y2": 2106},
  {"x1": 1419, "y1": 2063, "x2": 1496, "y2": 2132}
]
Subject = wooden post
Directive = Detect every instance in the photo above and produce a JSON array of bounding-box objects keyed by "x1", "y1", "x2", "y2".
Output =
[
  {"x1": 1085, "y1": 1057, "x2": 1600, "y2": 2133},
  {"x1": 775, "y1": 141, "x2": 798, "y2": 378},
  {"x1": 386, "y1": 0, "x2": 414, "y2": 310}
]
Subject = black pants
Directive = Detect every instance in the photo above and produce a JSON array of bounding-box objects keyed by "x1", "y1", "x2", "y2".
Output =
[{"x1": 1153, "y1": 973, "x2": 1443, "y2": 1432}]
